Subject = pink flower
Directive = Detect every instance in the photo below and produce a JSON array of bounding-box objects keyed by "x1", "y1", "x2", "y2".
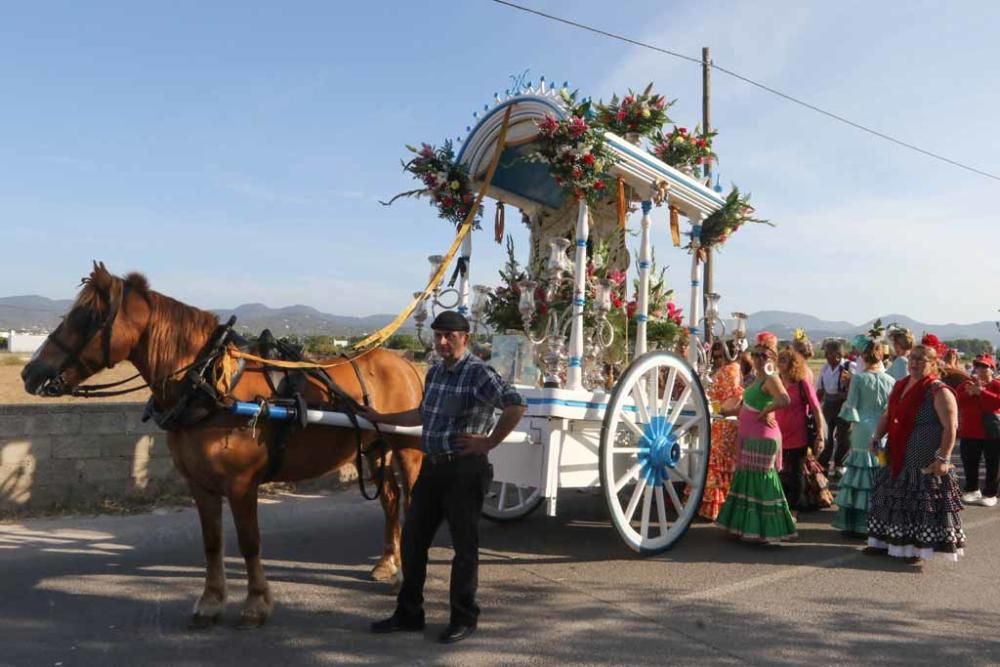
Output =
[
  {"x1": 608, "y1": 270, "x2": 627, "y2": 286},
  {"x1": 678, "y1": 127, "x2": 688, "y2": 135},
  {"x1": 569, "y1": 116, "x2": 589, "y2": 138},
  {"x1": 420, "y1": 143, "x2": 434, "y2": 157},
  {"x1": 537, "y1": 115, "x2": 560, "y2": 137},
  {"x1": 616, "y1": 110, "x2": 626, "y2": 122}
]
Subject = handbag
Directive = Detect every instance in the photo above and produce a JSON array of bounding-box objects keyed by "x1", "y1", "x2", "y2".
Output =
[
  {"x1": 799, "y1": 381, "x2": 818, "y2": 446},
  {"x1": 984, "y1": 411, "x2": 1000, "y2": 439},
  {"x1": 799, "y1": 447, "x2": 834, "y2": 510}
]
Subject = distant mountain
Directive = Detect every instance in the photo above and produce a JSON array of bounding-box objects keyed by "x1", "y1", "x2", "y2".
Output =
[
  {"x1": 747, "y1": 311, "x2": 1000, "y2": 348},
  {"x1": 0, "y1": 295, "x2": 402, "y2": 337},
  {"x1": 0, "y1": 295, "x2": 74, "y2": 331},
  {"x1": 2, "y1": 294, "x2": 997, "y2": 347}
]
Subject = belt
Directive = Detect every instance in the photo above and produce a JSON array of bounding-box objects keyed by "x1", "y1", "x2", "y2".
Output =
[
  {"x1": 424, "y1": 451, "x2": 486, "y2": 465},
  {"x1": 424, "y1": 451, "x2": 463, "y2": 464}
]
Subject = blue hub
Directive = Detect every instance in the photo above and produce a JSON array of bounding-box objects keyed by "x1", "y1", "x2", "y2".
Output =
[{"x1": 638, "y1": 416, "x2": 680, "y2": 486}]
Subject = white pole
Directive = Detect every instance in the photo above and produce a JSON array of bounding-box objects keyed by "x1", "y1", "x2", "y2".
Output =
[
  {"x1": 687, "y1": 212, "x2": 703, "y2": 367},
  {"x1": 457, "y1": 232, "x2": 472, "y2": 317},
  {"x1": 566, "y1": 198, "x2": 589, "y2": 390},
  {"x1": 634, "y1": 200, "x2": 653, "y2": 360}
]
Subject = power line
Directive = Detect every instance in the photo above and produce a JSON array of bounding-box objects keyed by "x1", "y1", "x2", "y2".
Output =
[{"x1": 491, "y1": 0, "x2": 1000, "y2": 183}]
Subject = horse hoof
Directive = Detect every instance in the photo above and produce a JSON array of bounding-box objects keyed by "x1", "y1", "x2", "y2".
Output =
[
  {"x1": 237, "y1": 613, "x2": 268, "y2": 630},
  {"x1": 188, "y1": 613, "x2": 220, "y2": 630},
  {"x1": 370, "y1": 561, "x2": 398, "y2": 583}
]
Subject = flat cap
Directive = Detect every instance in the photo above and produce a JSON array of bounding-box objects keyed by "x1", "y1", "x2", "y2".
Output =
[{"x1": 430, "y1": 311, "x2": 470, "y2": 332}]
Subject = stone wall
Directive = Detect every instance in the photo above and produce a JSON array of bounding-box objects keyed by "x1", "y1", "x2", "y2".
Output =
[{"x1": 0, "y1": 403, "x2": 183, "y2": 511}]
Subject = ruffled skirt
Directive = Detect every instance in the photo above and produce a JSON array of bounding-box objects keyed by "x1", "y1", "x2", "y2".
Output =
[
  {"x1": 867, "y1": 465, "x2": 965, "y2": 560},
  {"x1": 833, "y1": 449, "x2": 878, "y2": 534},
  {"x1": 716, "y1": 424, "x2": 796, "y2": 542}
]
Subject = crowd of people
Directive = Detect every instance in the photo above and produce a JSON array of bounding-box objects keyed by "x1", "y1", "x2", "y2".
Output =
[{"x1": 691, "y1": 327, "x2": 1000, "y2": 567}]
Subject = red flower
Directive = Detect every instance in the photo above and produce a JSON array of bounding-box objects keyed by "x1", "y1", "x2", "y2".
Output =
[
  {"x1": 611, "y1": 295, "x2": 623, "y2": 309},
  {"x1": 572, "y1": 166, "x2": 583, "y2": 178},
  {"x1": 626, "y1": 300, "x2": 637, "y2": 319},
  {"x1": 594, "y1": 180, "x2": 605, "y2": 190},
  {"x1": 616, "y1": 110, "x2": 626, "y2": 122},
  {"x1": 569, "y1": 116, "x2": 589, "y2": 138},
  {"x1": 582, "y1": 153, "x2": 595, "y2": 166},
  {"x1": 679, "y1": 127, "x2": 688, "y2": 134}
]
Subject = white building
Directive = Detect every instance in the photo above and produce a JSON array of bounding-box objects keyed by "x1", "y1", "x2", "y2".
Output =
[{"x1": 6, "y1": 330, "x2": 49, "y2": 354}]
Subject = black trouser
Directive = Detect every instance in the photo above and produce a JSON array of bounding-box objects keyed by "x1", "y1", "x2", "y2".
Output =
[
  {"x1": 960, "y1": 437, "x2": 1000, "y2": 497},
  {"x1": 396, "y1": 454, "x2": 491, "y2": 627},
  {"x1": 779, "y1": 446, "x2": 807, "y2": 509},
  {"x1": 818, "y1": 397, "x2": 851, "y2": 469}
]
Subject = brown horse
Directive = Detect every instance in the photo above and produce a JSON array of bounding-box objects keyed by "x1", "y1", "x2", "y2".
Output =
[{"x1": 21, "y1": 262, "x2": 425, "y2": 628}]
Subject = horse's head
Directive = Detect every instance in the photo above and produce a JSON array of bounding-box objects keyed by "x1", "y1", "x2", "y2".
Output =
[{"x1": 22, "y1": 261, "x2": 150, "y2": 396}]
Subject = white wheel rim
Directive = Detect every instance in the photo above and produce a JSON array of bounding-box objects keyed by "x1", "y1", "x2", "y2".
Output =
[
  {"x1": 483, "y1": 481, "x2": 542, "y2": 519},
  {"x1": 602, "y1": 352, "x2": 710, "y2": 552}
]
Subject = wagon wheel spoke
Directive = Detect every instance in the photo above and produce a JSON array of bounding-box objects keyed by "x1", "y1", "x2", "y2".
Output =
[
  {"x1": 667, "y1": 384, "x2": 694, "y2": 426},
  {"x1": 631, "y1": 383, "x2": 652, "y2": 424},
  {"x1": 664, "y1": 478, "x2": 686, "y2": 516},
  {"x1": 654, "y1": 485, "x2": 670, "y2": 535},
  {"x1": 639, "y1": 483, "x2": 654, "y2": 542},
  {"x1": 658, "y1": 367, "x2": 678, "y2": 418},
  {"x1": 619, "y1": 413, "x2": 647, "y2": 440},
  {"x1": 615, "y1": 461, "x2": 643, "y2": 493},
  {"x1": 667, "y1": 466, "x2": 694, "y2": 487},
  {"x1": 623, "y1": 477, "x2": 647, "y2": 521}
]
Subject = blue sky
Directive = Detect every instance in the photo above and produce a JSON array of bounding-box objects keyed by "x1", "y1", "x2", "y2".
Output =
[{"x1": 2, "y1": 1, "x2": 998, "y2": 325}]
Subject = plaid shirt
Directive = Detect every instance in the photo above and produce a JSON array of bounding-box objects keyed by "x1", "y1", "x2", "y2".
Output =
[{"x1": 420, "y1": 351, "x2": 526, "y2": 455}]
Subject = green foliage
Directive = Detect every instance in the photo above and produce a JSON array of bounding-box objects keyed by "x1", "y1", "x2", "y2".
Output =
[
  {"x1": 304, "y1": 335, "x2": 344, "y2": 357},
  {"x1": 483, "y1": 235, "x2": 528, "y2": 333},
  {"x1": 385, "y1": 333, "x2": 424, "y2": 351},
  {"x1": 943, "y1": 338, "x2": 995, "y2": 357}
]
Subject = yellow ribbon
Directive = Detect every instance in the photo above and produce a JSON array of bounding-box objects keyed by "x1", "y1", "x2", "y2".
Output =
[
  {"x1": 351, "y1": 105, "x2": 514, "y2": 350},
  {"x1": 669, "y1": 205, "x2": 681, "y2": 247}
]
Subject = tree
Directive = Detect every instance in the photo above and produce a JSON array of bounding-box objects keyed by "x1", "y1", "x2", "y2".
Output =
[
  {"x1": 385, "y1": 333, "x2": 424, "y2": 352},
  {"x1": 943, "y1": 338, "x2": 994, "y2": 358}
]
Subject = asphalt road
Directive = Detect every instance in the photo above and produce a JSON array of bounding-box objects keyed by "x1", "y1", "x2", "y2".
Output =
[{"x1": 1, "y1": 486, "x2": 998, "y2": 666}]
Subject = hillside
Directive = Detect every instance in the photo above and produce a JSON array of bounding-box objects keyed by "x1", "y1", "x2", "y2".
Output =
[{"x1": 2, "y1": 294, "x2": 997, "y2": 346}]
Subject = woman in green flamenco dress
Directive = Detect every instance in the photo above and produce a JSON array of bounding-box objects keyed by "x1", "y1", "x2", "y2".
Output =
[
  {"x1": 834, "y1": 340, "x2": 895, "y2": 536},
  {"x1": 716, "y1": 332, "x2": 797, "y2": 543}
]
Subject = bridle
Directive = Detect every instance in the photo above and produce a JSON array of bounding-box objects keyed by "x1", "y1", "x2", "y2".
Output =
[{"x1": 41, "y1": 280, "x2": 134, "y2": 396}]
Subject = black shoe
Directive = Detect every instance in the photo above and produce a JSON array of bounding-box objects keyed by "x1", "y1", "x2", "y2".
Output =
[
  {"x1": 370, "y1": 614, "x2": 425, "y2": 634},
  {"x1": 438, "y1": 623, "x2": 476, "y2": 644}
]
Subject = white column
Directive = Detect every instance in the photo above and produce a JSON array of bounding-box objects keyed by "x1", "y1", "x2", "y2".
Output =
[
  {"x1": 633, "y1": 200, "x2": 653, "y2": 360},
  {"x1": 687, "y1": 212, "x2": 703, "y2": 367},
  {"x1": 456, "y1": 232, "x2": 472, "y2": 317},
  {"x1": 566, "y1": 198, "x2": 589, "y2": 391}
]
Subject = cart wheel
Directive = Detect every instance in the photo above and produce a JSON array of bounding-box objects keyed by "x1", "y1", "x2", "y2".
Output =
[
  {"x1": 482, "y1": 481, "x2": 543, "y2": 522},
  {"x1": 599, "y1": 350, "x2": 711, "y2": 554}
]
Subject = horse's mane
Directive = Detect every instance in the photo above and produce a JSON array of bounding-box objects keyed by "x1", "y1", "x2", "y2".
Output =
[{"x1": 81, "y1": 271, "x2": 220, "y2": 373}]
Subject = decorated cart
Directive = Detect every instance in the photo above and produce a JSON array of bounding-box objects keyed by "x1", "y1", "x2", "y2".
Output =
[
  {"x1": 383, "y1": 78, "x2": 763, "y2": 554},
  {"x1": 235, "y1": 76, "x2": 763, "y2": 554}
]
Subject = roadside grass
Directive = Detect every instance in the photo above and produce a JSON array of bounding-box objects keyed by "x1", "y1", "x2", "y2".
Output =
[{"x1": 0, "y1": 354, "x2": 27, "y2": 367}]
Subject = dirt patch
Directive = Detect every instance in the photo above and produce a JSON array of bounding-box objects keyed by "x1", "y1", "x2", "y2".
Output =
[{"x1": 0, "y1": 359, "x2": 151, "y2": 405}]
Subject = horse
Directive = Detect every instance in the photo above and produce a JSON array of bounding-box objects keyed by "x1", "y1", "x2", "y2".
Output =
[{"x1": 21, "y1": 262, "x2": 425, "y2": 628}]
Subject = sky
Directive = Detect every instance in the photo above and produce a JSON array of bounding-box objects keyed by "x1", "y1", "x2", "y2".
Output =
[{"x1": 2, "y1": 0, "x2": 998, "y2": 326}]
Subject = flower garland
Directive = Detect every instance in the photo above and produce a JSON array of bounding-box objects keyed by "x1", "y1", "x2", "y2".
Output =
[
  {"x1": 595, "y1": 83, "x2": 673, "y2": 139},
  {"x1": 528, "y1": 91, "x2": 619, "y2": 207},
  {"x1": 381, "y1": 141, "x2": 481, "y2": 227},
  {"x1": 692, "y1": 186, "x2": 772, "y2": 250},
  {"x1": 651, "y1": 125, "x2": 717, "y2": 172}
]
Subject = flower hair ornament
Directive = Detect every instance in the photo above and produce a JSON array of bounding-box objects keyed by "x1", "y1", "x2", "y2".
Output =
[
  {"x1": 755, "y1": 331, "x2": 778, "y2": 376},
  {"x1": 920, "y1": 332, "x2": 949, "y2": 358},
  {"x1": 793, "y1": 328, "x2": 808, "y2": 343}
]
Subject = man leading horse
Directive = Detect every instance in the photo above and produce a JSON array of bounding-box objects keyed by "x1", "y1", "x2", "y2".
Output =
[{"x1": 361, "y1": 311, "x2": 526, "y2": 644}]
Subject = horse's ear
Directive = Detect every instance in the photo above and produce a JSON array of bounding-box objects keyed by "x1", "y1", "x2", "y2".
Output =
[{"x1": 90, "y1": 261, "x2": 113, "y2": 292}]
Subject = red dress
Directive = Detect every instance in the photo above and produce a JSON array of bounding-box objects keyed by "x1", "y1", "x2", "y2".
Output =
[{"x1": 689, "y1": 362, "x2": 742, "y2": 520}]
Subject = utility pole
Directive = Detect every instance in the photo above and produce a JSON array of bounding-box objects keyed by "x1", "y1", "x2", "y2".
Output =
[{"x1": 701, "y1": 46, "x2": 714, "y2": 346}]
